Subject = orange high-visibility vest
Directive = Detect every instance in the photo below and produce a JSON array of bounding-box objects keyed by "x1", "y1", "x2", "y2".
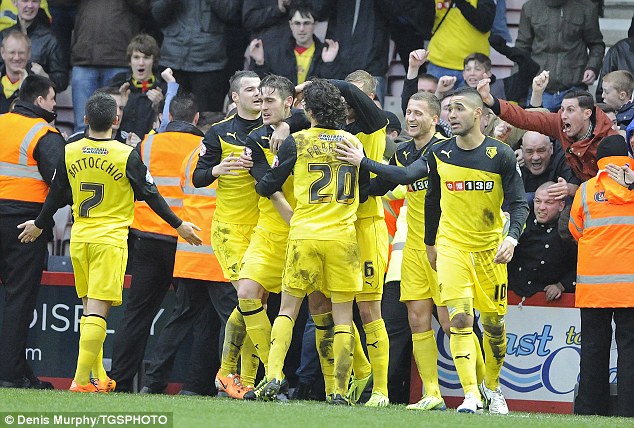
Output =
[
  {"x1": 173, "y1": 148, "x2": 225, "y2": 281},
  {"x1": 0, "y1": 113, "x2": 59, "y2": 203},
  {"x1": 131, "y1": 131, "x2": 202, "y2": 237},
  {"x1": 569, "y1": 156, "x2": 634, "y2": 308}
]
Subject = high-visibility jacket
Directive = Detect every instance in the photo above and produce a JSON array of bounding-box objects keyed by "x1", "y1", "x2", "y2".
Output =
[
  {"x1": 569, "y1": 155, "x2": 634, "y2": 308},
  {"x1": 0, "y1": 113, "x2": 59, "y2": 203},
  {"x1": 131, "y1": 131, "x2": 202, "y2": 237},
  {"x1": 173, "y1": 148, "x2": 225, "y2": 282},
  {"x1": 383, "y1": 186, "x2": 407, "y2": 284}
]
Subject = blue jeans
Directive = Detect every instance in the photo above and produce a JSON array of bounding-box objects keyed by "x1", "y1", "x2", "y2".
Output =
[
  {"x1": 295, "y1": 316, "x2": 320, "y2": 384},
  {"x1": 528, "y1": 86, "x2": 584, "y2": 112},
  {"x1": 427, "y1": 63, "x2": 465, "y2": 88},
  {"x1": 491, "y1": 0, "x2": 513, "y2": 44},
  {"x1": 71, "y1": 66, "x2": 128, "y2": 132}
]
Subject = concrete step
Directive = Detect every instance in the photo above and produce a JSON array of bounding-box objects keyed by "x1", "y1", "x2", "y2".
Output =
[
  {"x1": 603, "y1": 1, "x2": 634, "y2": 19},
  {"x1": 599, "y1": 17, "x2": 631, "y2": 47}
]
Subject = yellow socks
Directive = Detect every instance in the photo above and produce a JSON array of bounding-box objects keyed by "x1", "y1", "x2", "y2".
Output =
[
  {"x1": 333, "y1": 324, "x2": 354, "y2": 396},
  {"x1": 220, "y1": 307, "x2": 246, "y2": 377},
  {"x1": 412, "y1": 330, "x2": 441, "y2": 398},
  {"x1": 267, "y1": 315, "x2": 294, "y2": 381},
  {"x1": 481, "y1": 316, "x2": 506, "y2": 390},
  {"x1": 364, "y1": 319, "x2": 389, "y2": 396},
  {"x1": 239, "y1": 298, "x2": 272, "y2": 376},
  {"x1": 449, "y1": 326, "x2": 479, "y2": 397},
  {"x1": 351, "y1": 323, "x2": 372, "y2": 379},
  {"x1": 240, "y1": 335, "x2": 259, "y2": 387},
  {"x1": 473, "y1": 332, "x2": 486, "y2": 385},
  {"x1": 313, "y1": 312, "x2": 335, "y2": 396},
  {"x1": 74, "y1": 315, "x2": 107, "y2": 385}
]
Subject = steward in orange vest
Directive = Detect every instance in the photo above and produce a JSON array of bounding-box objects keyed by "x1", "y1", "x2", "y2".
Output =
[
  {"x1": 568, "y1": 134, "x2": 634, "y2": 417},
  {"x1": 0, "y1": 75, "x2": 65, "y2": 389},
  {"x1": 140, "y1": 147, "x2": 239, "y2": 394},
  {"x1": 110, "y1": 93, "x2": 204, "y2": 392}
]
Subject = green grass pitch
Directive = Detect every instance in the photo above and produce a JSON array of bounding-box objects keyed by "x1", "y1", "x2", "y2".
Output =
[{"x1": 0, "y1": 390, "x2": 632, "y2": 428}]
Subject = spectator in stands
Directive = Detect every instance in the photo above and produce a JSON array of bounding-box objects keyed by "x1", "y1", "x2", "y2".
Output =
[
  {"x1": 318, "y1": 0, "x2": 390, "y2": 102},
  {"x1": 426, "y1": 0, "x2": 496, "y2": 87},
  {"x1": 108, "y1": 34, "x2": 165, "y2": 144},
  {"x1": 520, "y1": 131, "x2": 580, "y2": 203},
  {"x1": 515, "y1": 0, "x2": 605, "y2": 111},
  {"x1": 595, "y1": 103, "x2": 619, "y2": 131},
  {"x1": 0, "y1": 75, "x2": 63, "y2": 390},
  {"x1": 601, "y1": 70, "x2": 634, "y2": 131},
  {"x1": 416, "y1": 74, "x2": 438, "y2": 94},
  {"x1": 1, "y1": 0, "x2": 67, "y2": 91},
  {"x1": 508, "y1": 182, "x2": 576, "y2": 300},
  {"x1": 0, "y1": 30, "x2": 29, "y2": 112},
  {"x1": 478, "y1": 78, "x2": 619, "y2": 182},
  {"x1": 249, "y1": 5, "x2": 339, "y2": 85},
  {"x1": 595, "y1": 14, "x2": 634, "y2": 101},
  {"x1": 570, "y1": 134, "x2": 634, "y2": 418},
  {"x1": 151, "y1": 0, "x2": 239, "y2": 113},
  {"x1": 0, "y1": 0, "x2": 50, "y2": 31},
  {"x1": 71, "y1": 0, "x2": 147, "y2": 132}
]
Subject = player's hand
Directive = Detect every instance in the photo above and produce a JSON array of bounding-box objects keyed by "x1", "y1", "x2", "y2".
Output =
[
  {"x1": 605, "y1": 163, "x2": 634, "y2": 188},
  {"x1": 532, "y1": 70, "x2": 549, "y2": 94},
  {"x1": 176, "y1": 221, "x2": 202, "y2": 246},
  {"x1": 426, "y1": 245, "x2": 437, "y2": 271},
  {"x1": 126, "y1": 132, "x2": 141, "y2": 148},
  {"x1": 249, "y1": 38, "x2": 265, "y2": 66},
  {"x1": 321, "y1": 39, "x2": 339, "y2": 63},
  {"x1": 240, "y1": 147, "x2": 254, "y2": 169},
  {"x1": 514, "y1": 148, "x2": 525, "y2": 167},
  {"x1": 582, "y1": 69, "x2": 596, "y2": 85},
  {"x1": 547, "y1": 177, "x2": 568, "y2": 200},
  {"x1": 119, "y1": 82, "x2": 131, "y2": 106},
  {"x1": 436, "y1": 75, "x2": 457, "y2": 95},
  {"x1": 335, "y1": 137, "x2": 364, "y2": 166},
  {"x1": 270, "y1": 122, "x2": 290, "y2": 154},
  {"x1": 493, "y1": 238, "x2": 515, "y2": 264},
  {"x1": 147, "y1": 87, "x2": 164, "y2": 108},
  {"x1": 544, "y1": 283, "x2": 564, "y2": 302},
  {"x1": 493, "y1": 121, "x2": 513, "y2": 142},
  {"x1": 161, "y1": 67, "x2": 176, "y2": 83},
  {"x1": 17, "y1": 220, "x2": 42, "y2": 243},
  {"x1": 476, "y1": 78, "x2": 494, "y2": 107},
  {"x1": 212, "y1": 152, "x2": 245, "y2": 177}
]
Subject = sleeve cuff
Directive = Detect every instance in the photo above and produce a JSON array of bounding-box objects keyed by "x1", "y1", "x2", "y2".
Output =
[{"x1": 504, "y1": 236, "x2": 518, "y2": 247}]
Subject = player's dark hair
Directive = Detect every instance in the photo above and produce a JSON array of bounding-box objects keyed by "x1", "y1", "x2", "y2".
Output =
[
  {"x1": 259, "y1": 74, "x2": 296, "y2": 101},
  {"x1": 409, "y1": 91, "x2": 441, "y2": 117},
  {"x1": 19, "y1": 75, "x2": 55, "y2": 104},
  {"x1": 229, "y1": 70, "x2": 259, "y2": 96},
  {"x1": 562, "y1": 89, "x2": 594, "y2": 111},
  {"x1": 169, "y1": 92, "x2": 199, "y2": 123},
  {"x1": 85, "y1": 92, "x2": 118, "y2": 132},
  {"x1": 451, "y1": 86, "x2": 484, "y2": 108},
  {"x1": 94, "y1": 86, "x2": 120, "y2": 97},
  {"x1": 303, "y1": 78, "x2": 346, "y2": 128}
]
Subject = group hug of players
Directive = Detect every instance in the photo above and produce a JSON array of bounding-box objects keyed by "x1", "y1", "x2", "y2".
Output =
[
  {"x1": 190, "y1": 68, "x2": 528, "y2": 414},
  {"x1": 18, "y1": 66, "x2": 528, "y2": 413}
]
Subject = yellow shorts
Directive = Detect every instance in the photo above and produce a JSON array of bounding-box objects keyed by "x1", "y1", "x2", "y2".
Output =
[
  {"x1": 436, "y1": 244, "x2": 508, "y2": 315},
  {"x1": 400, "y1": 246, "x2": 441, "y2": 304},
  {"x1": 239, "y1": 226, "x2": 286, "y2": 293},
  {"x1": 211, "y1": 220, "x2": 255, "y2": 281},
  {"x1": 283, "y1": 239, "x2": 362, "y2": 303},
  {"x1": 70, "y1": 242, "x2": 127, "y2": 306},
  {"x1": 355, "y1": 216, "x2": 388, "y2": 302}
]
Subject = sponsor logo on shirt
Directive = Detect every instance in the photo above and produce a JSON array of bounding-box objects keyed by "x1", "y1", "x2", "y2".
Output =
[
  {"x1": 445, "y1": 180, "x2": 494, "y2": 192},
  {"x1": 82, "y1": 147, "x2": 109, "y2": 155}
]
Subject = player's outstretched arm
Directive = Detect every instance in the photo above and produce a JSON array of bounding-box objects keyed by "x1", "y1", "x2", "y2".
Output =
[
  {"x1": 256, "y1": 137, "x2": 297, "y2": 197},
  {"x1": 192, "y1": 128, "x2": 224, "y2": 187},
  {"x1": 270, "y1": 192, "x2": 293, "y2": 225}
]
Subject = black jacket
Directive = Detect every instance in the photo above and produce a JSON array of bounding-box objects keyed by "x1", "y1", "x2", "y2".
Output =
[
  {"x1": 152, "y1": 0, "x2": 240, "y2": 72},
  {"x1": 1, "y1": 9, "x2": 68, "y2": 91},
  {"x1": 109, "y1": 71, "x2": 166, "y2": 140},
  {"x1": 318, "y1": 0, "x2": 390, "y2": 77},
  {"x1": 508, "y1": 215, "x2": 577, "y2": 298},
  {"x1": 251, "y1": 35, "x2": 339, "y2": 85},
  {"x1": 595, "y1": 37, "x2": 634, "y2": 101},
  {"x1": 0, "y1": 101, "x2": 66, "y2": 217}
]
